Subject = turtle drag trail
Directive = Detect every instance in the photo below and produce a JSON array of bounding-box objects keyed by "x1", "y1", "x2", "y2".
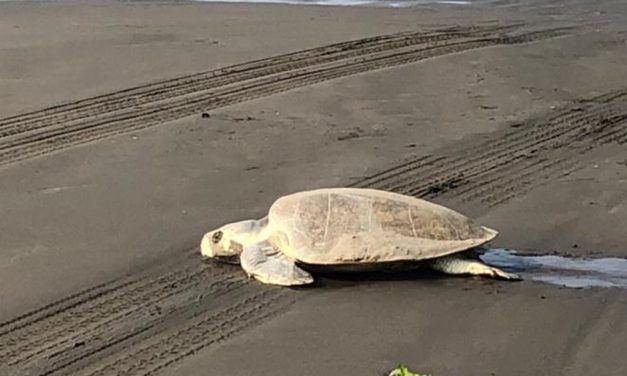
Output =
[{"x1": 1, "y1": 13, "x2": 627, "y2": 376}]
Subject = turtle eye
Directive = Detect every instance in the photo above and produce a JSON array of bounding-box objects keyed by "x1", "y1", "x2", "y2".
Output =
[{"x1": 211, "y1": 231, "x2": 223, "y2": 243}]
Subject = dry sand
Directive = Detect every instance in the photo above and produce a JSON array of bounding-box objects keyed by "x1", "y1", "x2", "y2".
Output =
[{"x1": 0, "y1": 0, "x2": 626, "y2": 375}]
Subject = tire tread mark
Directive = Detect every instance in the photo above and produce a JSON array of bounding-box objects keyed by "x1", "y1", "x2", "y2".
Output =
[
  {"x1": 478, "y1": 115, "x2": 627, "y2": 206},
  {"x1": 0, "y1": 279, "x2": 131, "y2": 336},
  {"x1": 0, "y1": 249, "x2": 201, "y2": 337},
  {"x1": 0, "y1": 36, "x2": 509, "y2": 151},
  {"x1": 348, "y1": 96, "x2": 623, "y2": 191},
  {"x1": 380, "y1": 102, "x2": 620, "y2": 194},
  {"x1": 0, "y1": 263, "x2": 205, "y2": 360},
  {"x1": 77, "y1": 289, "x2": 289, "y2": 376},
  {"x1": 5, "y1": 268, "x2": 237, "y2": 366},
  {"x1": 0, "y1": 27, "x2": 570, "y2": 168},
  {"x1": 0, "y1": 26, "x2": 525, "y2": 138},
  {"x1": 26, "y1": 272, "x2": 251, "y2": 376},
  {"x1": 406, "y1": 107, "x2": 622, "y2": 198},
  {"x1": 451, "y1": 113, "x2": 627, "y2": 204},
  {"x1": 348, "y1": 90, "x2": 626, "y2": 209},
  {"x1": 0, "y1": 23, "x2": 522, "y2": 133}
]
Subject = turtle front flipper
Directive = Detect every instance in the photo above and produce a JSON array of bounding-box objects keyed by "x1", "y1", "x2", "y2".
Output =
[
  {"x1": 429, "y1": 254, "x2": 521, "y2": 280},
  {"x1": 240, "y1": 242, "x2": 314, "y2": 286}
]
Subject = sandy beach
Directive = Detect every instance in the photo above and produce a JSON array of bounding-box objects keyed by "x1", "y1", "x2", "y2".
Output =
[{"x1": 1, "y1": 0, "x2": 626, "y2": 375}]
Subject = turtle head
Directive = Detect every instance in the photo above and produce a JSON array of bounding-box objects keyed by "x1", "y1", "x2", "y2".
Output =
[{"x1": 200, "y1": 220, "x2": 263, "y2": 264}]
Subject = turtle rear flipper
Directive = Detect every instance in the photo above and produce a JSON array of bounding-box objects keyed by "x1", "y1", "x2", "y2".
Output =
[
  {"x1": 241, "y1": 242, "x2": 314, "y2": 286},
  {"x1": 429, "y1": 254, "x2": 521, "y2": 280}
]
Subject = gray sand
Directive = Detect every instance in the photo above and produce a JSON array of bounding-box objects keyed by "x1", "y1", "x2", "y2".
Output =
[{"x1": 1, "y1": 1, "x2": 626, "y2": 375}]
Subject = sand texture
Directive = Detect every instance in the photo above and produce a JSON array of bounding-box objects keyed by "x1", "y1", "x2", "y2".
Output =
[{"x1": 1, "y1": 0, "x2": 626, "y2": 375}]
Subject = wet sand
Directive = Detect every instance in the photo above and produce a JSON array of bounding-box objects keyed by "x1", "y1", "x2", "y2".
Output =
[{"x1": 1, "y1": 0, "x2": 626, "y2": 375}]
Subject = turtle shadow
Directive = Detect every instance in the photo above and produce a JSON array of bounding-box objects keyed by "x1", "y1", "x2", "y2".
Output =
[{"x1": 295, "y1": 264, "x2": 449, "y2": 290}]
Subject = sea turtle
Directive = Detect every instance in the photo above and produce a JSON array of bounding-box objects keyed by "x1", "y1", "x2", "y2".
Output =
[{"x1": 200, "y1": 188, "x2": 520, "y2": 286}]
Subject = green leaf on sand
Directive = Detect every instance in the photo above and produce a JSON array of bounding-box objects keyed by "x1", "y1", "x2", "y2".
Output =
[{"x1": 387, "y1": 364, "x2": 431, "y2": 376}]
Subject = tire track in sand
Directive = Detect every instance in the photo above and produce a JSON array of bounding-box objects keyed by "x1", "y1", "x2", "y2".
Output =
[
  {"x1": 0, "y1": 251, "x2": 257, "y2": 376},
  {"x1": 0, "y1": 25, "x2": 571, "y2": 168},
  {"x1": 350, "y1": 89, "x2": 627, "y2": 210},
  {"x1": 0, "y1": 23, "x2": 521, "y2": 137}
]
